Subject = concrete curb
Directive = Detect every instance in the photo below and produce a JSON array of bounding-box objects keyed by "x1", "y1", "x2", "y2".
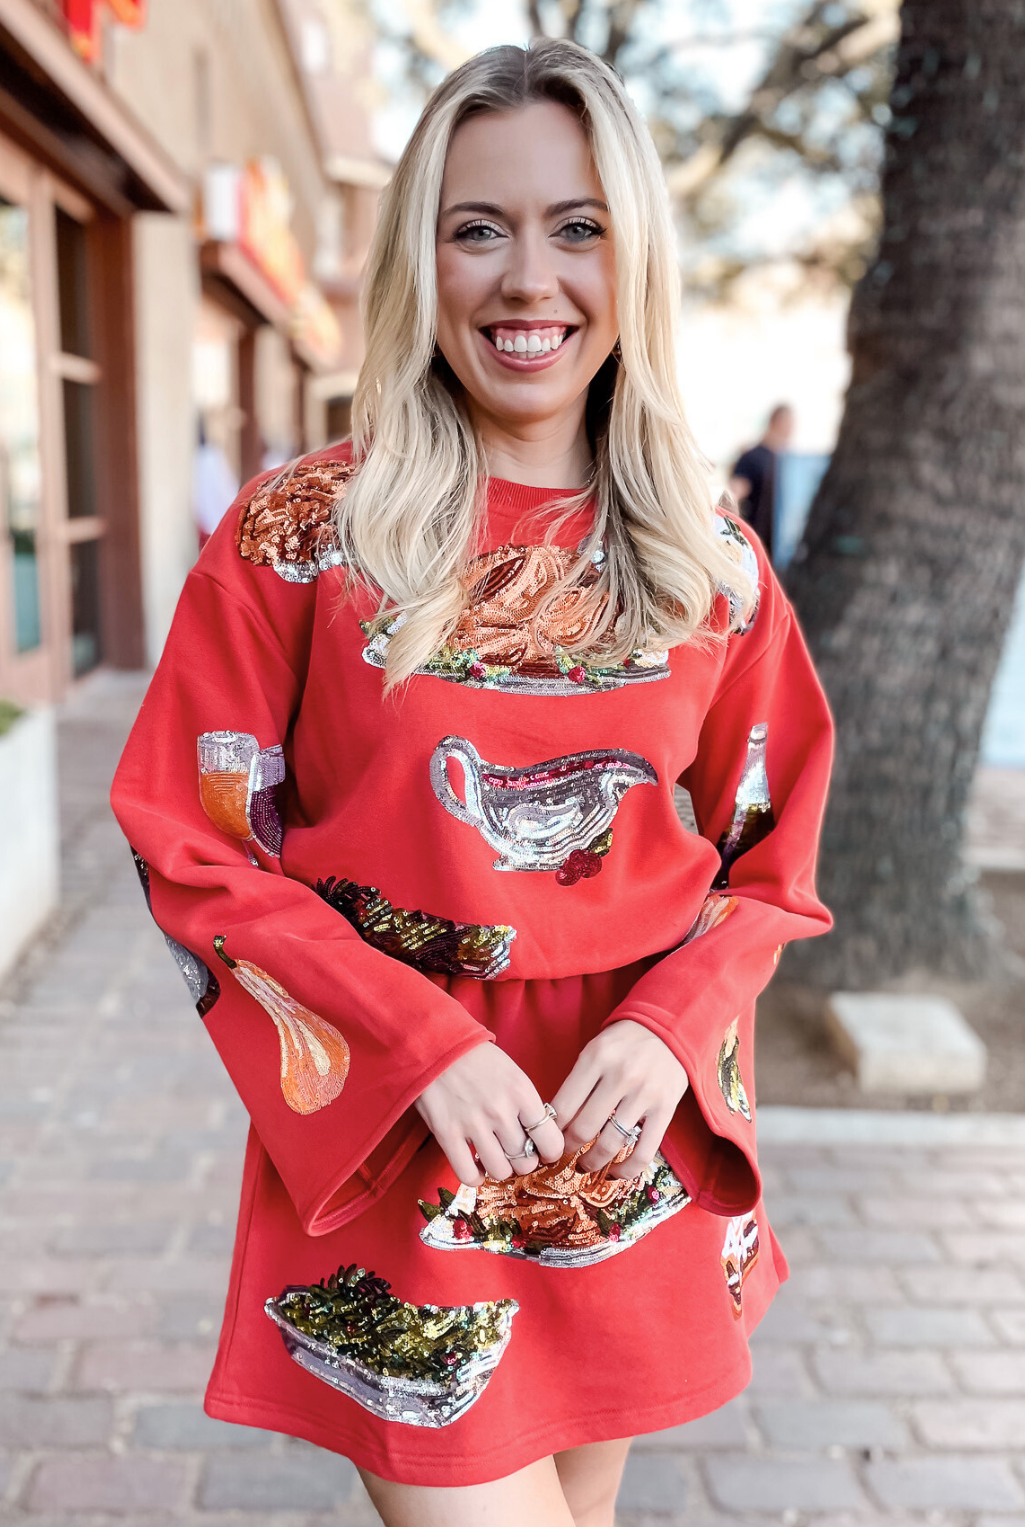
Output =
[{"x1": 758, "y1": 1104, "x2": 1025, "y2": 1146}]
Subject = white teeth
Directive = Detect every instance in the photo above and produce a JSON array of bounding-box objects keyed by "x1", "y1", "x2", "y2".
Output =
[
  {"x1": 513, "y1": 334, "x2": 528, "y2": 353},
  {"x1": 540, "y1": 337, "x2": 551, "y2": 353},
  {"x1": 552, "y1": 332, "x2": 563, "y2": 348},
  {"x1": 526, "y1": 333, "x2": 542, "y2": 353}
]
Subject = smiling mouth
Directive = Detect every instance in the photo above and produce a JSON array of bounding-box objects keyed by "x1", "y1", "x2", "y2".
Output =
[{"x1": 482, "y1": 324, "x2": 575, "y2": 356}]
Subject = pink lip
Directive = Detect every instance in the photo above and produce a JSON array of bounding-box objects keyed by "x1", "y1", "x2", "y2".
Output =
[{"x1": 476, "y1": 326, "x2": 576, "y2": 373}]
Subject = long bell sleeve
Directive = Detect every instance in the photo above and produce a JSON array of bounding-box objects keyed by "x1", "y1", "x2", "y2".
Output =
[
  {"x1": 110, "y1": 506, "x2": 492, "y2": 1239},
  {"x1": 606, "y1": 536, "x2": 834, "y2": 1218}
]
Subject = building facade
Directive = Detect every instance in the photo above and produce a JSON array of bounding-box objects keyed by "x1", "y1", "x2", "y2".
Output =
[{"x1": 0, "y1": 0, "x2": 382, "y2": 701}]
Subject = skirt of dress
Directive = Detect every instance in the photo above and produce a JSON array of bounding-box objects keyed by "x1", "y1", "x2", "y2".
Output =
[{"x1": 205, "y1": 959, "x2": 785, "y2": 1487}]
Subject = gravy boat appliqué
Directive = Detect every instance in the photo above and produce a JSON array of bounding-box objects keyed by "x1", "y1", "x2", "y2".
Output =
[{"x1": 430, "y1": 736, "x2": 658, "y2": 876}]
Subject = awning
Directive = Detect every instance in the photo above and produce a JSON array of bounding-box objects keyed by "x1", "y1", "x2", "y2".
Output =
[{"x1": 0, "y1": 0, "x2": 189, "y2": 214}]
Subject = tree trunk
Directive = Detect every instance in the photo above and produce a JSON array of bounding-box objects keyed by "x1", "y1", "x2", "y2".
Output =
[{"x1": 785, "y1": 0, "x2": 1025, "y2": 986}]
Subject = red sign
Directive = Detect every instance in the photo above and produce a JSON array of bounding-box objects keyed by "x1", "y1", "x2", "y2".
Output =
[{"x1": 62, "y1": 0, "x2": 146, "y2": 62}]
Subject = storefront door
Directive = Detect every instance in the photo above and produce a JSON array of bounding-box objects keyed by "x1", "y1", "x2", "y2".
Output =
[{"x1": 0, "y1": 131, "x2": 126, "y2": 704}]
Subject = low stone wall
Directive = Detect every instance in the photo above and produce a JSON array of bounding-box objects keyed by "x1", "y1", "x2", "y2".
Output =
[{"x1": 0, "y1": 705, "x2": 59, "y2": 982}]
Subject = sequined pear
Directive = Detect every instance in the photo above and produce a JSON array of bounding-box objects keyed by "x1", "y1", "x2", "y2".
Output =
[{"x1": 214, "y1": 937, "x2": 349, "y2": 1114}]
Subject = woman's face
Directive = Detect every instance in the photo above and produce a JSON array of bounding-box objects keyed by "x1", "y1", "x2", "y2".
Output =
[{"x1": 435, "y1": 100, "x2": 618, "y2": 435}]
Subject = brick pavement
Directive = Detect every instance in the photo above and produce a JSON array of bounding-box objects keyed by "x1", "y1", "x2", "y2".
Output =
[{"x1": 0, "y1": 673, "x2": 1022, "y2": 1526}]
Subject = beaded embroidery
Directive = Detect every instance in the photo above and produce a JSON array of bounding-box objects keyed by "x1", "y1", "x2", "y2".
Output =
[
  {"x1": 716, "y1": 513, "x2": 760, "y2": 634},
  {"x1": 419, "y1": 1149, "x2": 689, "y2": 1267},
  {"x1": 236, "y1": 459, "x2": 353, "y2": 581},
  {"x1": 131, "y1": 851, "x2": 220, "y2": 1015},
  {"x1": 717, "y1": 1017, "x2": 752, "y2": 1120},
  {"x1": 213, "y1": 937, "x2": 349, "y2": 1114},
  {"x1": 265, "y1": 1262, "x2": 517, "y2": 1427},
  {"x1": 314, "y1": 875, "x2": 515, "y2": 979},
  {"x1": 362, "y1": 542, "x2": 670, "y2": 695},
  {"x1": 721, "y1": 1213, "x2": 760, "y2": 1318},
  {"x1": 714, "y1": 722, "x2": 774, "y2": 888},
  {"x1": 430, "y1": 736, "x2": 657, "y2": 880},
  {"x1": 197, "y1": 732, "x2": 285, "y2": 857},
  {"x1": 680, "y1": 892, "x2": 739, "y2": 946}
]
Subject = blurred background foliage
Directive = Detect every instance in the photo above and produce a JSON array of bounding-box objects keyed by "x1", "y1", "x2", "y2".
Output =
[{"x1": 365, "y1": 0, "x2": 899, "y2": 296}]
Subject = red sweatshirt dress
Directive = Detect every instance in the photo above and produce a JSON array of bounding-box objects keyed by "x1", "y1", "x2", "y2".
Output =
[{"x1": 111, "y1": 442, "x2": 833, "y2": 1486}]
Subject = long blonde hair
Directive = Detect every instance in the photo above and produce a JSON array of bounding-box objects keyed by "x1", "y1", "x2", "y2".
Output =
[{"x1": 337, "y1": 39, "x2": 748, "y2": 687}]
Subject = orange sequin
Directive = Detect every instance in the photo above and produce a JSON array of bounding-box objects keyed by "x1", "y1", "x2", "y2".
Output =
[{"x1": 451, "y1": 545, "x2": 606, "y2": 673}]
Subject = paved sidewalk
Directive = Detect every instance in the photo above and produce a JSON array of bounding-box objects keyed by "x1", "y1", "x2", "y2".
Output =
[{"x1": 0, "y1": 676, "x2": 1023, "y2": 1525}]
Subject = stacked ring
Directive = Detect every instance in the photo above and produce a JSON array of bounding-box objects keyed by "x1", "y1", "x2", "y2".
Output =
[
  {"x1": 608, "y1": 1111, "x2": 642, "y2": 1143},
  {"x1": 509, "y1": 1137, "x2": 538, "y2": 1160},
  {"x1": 523, "y1": 1102, "x2": 558, "y2": 1134}
]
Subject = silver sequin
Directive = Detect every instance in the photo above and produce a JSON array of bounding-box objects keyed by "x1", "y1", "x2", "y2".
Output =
[
  {"x1": 716, "y1": 516, "x2": 760, "y2": 634},
  {"x1": 264, "y1": 1297, "x2": 517, "y2": 1427},
  {"x1": 430, "y1": 736, "x2": 657, "y2": 873},
  {"x1": 715, "y1": 722, "x2": 773, "y2": 885},
  {"x1": 420, "y1": 1153, "x2": 691, "y2": 1268}
]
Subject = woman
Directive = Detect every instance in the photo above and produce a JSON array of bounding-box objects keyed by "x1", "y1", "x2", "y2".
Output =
[{"x1": 112, "y1": 39, "x2": 832, "y2": 1527}]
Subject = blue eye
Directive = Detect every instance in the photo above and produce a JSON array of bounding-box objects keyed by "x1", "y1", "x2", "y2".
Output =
[
  {"x1": 558, "y1": 219, "x2": 604, "y2": 243},
  {"x1": 455, "y1": 220, "x2": 503, "y2": 243}
]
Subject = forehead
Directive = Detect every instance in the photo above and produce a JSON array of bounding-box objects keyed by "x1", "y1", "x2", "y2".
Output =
[{"x1": 440, "y1": 100, "x2": 603, "y2": 207}]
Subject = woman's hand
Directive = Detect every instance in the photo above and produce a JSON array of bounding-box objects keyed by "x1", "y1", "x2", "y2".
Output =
[
  {"x1": 415, "y1": 1041, "x2": 565, "y2": 1187},
  {"x1": 551, "y1": 1020, "x2": 689, "y2": 1179}
]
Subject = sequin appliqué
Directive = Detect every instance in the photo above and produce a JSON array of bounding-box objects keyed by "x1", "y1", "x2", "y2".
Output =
[
  {"x1": 198, "y1": 732, "x2": 285, "y2": 858},
  {"x1": 430, "y1": 736, "x2": 657, "y2": 882},
  {"x1": 714, "y1": 722, "x2": 774, "y2": 888},
  {"x1": 419, "y1": 1149, "x2": 689, "y2": 1267},
  {"x1": 265, "y1": 1262, "x2": 517, "y2": 1427},
  {"x1": 716, "y1": 514, "x2": 760, "y2": 634},
  {"x1": 131, "y1": 851, "x2": 220, "y2": 1016},
  {"x1": 236, "y1": 458, "x2": 352, "y2": 582},
  {"x1": 717, "y1": 1017, "x2": 752, "y2": 1121},
  {"x1": 680, "y1": 892, "x2": 739, "y2": 946},
  {"x1": 721, "y1": 1213, "x2": 760, "y2": 1318},
  {"x1": 213, "y1": 937, "x2": 349, "y2": 1114},
  {"x1": 314, "y1": 875, "x2": 515, "y2": 979},
  {"x1": 362, "y1": 542, "x2": 670, "y2": 695}
]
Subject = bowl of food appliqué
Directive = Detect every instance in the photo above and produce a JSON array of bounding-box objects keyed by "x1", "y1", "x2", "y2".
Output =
[{"x1": 265, "y1": 1263, "x2": 518, "y2": 1427}]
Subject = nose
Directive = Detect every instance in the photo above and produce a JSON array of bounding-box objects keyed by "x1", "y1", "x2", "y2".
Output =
[{"x1": 500, "y1": 228, "x2": 559, "y2": 304}]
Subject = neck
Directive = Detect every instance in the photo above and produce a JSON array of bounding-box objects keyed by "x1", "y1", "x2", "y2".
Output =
[{"x1": 470, "y1": 401, "x2": 593, "y2": 489}]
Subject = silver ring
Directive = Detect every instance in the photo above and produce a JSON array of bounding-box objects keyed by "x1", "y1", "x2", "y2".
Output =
[
  {"x1": 523, "y1": 1102, "x2": 558, "y2": 1134},
  {"x1": 508, "y1": 1136, "x2": 538, "y2": 1160},
  {"x1": 608, "y1": 1112, "x2": 641, "y2": 1143}
]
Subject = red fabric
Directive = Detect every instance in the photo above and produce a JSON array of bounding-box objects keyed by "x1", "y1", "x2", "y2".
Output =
[
  {"x1": 111, "y1": 441, "x2": 832, "y2": 1483},
  {"x1": 205, "y1": 962, "x2": 788, "y2": 1486}
]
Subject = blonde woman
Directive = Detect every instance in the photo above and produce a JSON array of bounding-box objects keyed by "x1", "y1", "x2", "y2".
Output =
[{"x1": 113, "y1": 39, "x2": 832, "y2": 1527}]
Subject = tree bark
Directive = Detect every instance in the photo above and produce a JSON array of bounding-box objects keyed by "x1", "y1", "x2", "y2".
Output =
[{"x1": 785, "y1": 0, "x2": 1025, "y2": 986}]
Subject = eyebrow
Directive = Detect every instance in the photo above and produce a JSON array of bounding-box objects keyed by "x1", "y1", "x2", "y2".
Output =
[{"x1": 440, "y1": 197, "x2": 609, "y2": 219}]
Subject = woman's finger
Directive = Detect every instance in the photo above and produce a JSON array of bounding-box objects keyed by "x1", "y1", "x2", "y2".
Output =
[
  {"x1": 505, "y1": 1137, "x2": 541, "y2": 1176},
  {"x1": 474, "y1": 1131, "x2": 515, "y2": 1182},
  {"x1": 549, "y1": 1056, "x2": 601, "y2": 1140},
  {"x1": 576, "y1": 1104, "x2": 642, "y2": 1173},
  {"x1": 607, "y1": 1107, "x2": 670, "y2": 1179},
  {"x1": 441, "y1": 1133, "x2": 485, "y2": 1189},
  {"x1": 560, "y1": 1080, "x2": 623, "y2": 1153},
  {"x1": 519, "y1": 1109, "x2": 564, "y2": 1163}
]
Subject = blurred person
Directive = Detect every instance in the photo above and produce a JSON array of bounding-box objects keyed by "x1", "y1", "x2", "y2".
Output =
[
  {"x1": 111, "y1": 41, "x2": 832, "y2": 1527},
  {"x1": 192, "y1": 418, "x2": 239, "y2": 551},
  {"x1": 728, "y1": 403, "x2": 795, "y2": 559}
]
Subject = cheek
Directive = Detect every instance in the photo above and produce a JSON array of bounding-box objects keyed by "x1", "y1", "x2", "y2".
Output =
[
  {"x1": 576, "y1": 255, "x2": 618, "y2": 342},
  {"x1": 435, "y1": 249, "x2": 480, "y2": 343}
]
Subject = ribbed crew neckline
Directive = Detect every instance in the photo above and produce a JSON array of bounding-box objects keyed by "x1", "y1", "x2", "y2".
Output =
[
  {"x1": 484, "y1": 477, "x2": 596, "y2": 548},
  {"x1": 486, "y1": 475, "x2": 592, "y2": 512}
]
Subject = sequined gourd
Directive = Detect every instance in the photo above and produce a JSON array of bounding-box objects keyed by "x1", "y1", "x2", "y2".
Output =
[{"x1": 214, "y1": 936, "x2": 349, "y2": 1114}]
